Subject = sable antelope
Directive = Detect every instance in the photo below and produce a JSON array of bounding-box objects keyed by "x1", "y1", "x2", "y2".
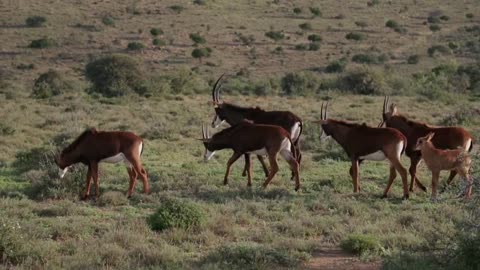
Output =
[
  {"x1": 210, "y1": 74, "x2": 303, "y2": 179},
  {"x1": 54, "y1": 128, "x2": 149, "y2": 199},
  {"x1": 380, "y1": 96, "x2": 474, "y2": 192},
  {"x1": 200, "y1": 121, "x2": 300, "y2": 191},
  {"x1": 415, "y1": 132, "x2": 473, "y2": 200},
  {"x1": 314, "y1": 102, "x2": 410, "y2": 199}
]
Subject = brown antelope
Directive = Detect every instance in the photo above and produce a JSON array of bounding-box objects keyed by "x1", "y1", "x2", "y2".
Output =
[
  {"x1": 54, "y1": 128, "x2": 149, "y2": 199},
  {"x1": 415, "y1": 132, "x2": 473, "y2": 200},
  {"x1": 200, "y1": 121, "x2": 300, "y2": 191},
  {"x1": 314, "y1": 102, "x2": 410, "y2": 199},
  {"x1": 380, "y1": 96, "x2": 474, "y2": 192},
  {"x1": 210, "y1": 74, "x2": 303, "y2": 179}
]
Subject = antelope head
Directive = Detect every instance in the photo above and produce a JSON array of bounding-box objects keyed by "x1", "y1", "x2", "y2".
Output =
[
  {"x1": 211, "y1": 74, "x2": 227, "y2": 128},
  {"x1": 201, "y1": 124, "x2": 216, "y2": 161},
  {"x1": 54, "y1": 151, "x2": 70, "y2": 178},
  {"x1": 415, "y1": 132, "x2": 435, "y2": 151},
  {"x1": 313, "y1": 102, "x2": 331, "y2": 141},
  {"x1": 379, "y1": 96, "x2": 398, "y2": 127}
]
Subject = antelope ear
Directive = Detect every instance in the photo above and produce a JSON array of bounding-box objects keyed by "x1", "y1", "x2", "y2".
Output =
[
  {"x1": 426, "y1": 132, "x2": 435, "y2": 141},
  {"x1": 390, "y1": 103, "x2": 397, "y2": 115}
]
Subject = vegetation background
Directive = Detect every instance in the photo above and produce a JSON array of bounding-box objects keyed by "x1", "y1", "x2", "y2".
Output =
[{"x1": 0, "y1": 0, "x2": 479, "y2": 269}]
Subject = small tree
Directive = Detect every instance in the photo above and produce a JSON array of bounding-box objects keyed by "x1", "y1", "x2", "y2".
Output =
[
  {"x1": 293, "y1": 7, "x2": 302, "y2": 15},
  {"x1": 150, "y1": 27, "x2": 164, "y2": 36},
  {"x1": 309, "y1": 7, "x2": 321, "y2": 17},
  {"x1": 26, "y1": 16, "x2": 46, "y2": 27},
  {"x1": 191, "y1": 47, "x2": 212, "y2": 63},
  {"x1": 299, "y1": 22, "x2": 312, "y2": 31},
  {"x1": 189, "y1": 33, "x2": 206, "y2": 45}
]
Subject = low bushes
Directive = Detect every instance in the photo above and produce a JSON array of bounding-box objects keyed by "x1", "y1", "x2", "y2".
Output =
[
  {"x1": 147, "y1": 198, "x2": 204, "y2": 231},
  {"x1": 32, "y1": 70, "x2": 70, "y2": 98},
  {"x1": 341, "y1": 234, "x2": 381, "y2": 256}
]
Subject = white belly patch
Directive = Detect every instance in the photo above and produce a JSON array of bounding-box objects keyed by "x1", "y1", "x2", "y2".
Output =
[
  {"x1": 101, "y1": 153, "x2": 131, "y2": 166},
  {"x1": 359, "y1": 150, "x2": 386, "y2": 161}
]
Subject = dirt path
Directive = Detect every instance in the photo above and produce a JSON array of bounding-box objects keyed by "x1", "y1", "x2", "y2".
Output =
[{"x1": 305, "y1": 248, "x2": 381, "y2": 270}]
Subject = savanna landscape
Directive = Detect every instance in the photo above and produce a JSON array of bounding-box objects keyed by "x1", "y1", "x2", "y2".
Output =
[{"x1": 1, "y1": 0, "x2": 480, "y2": 269}]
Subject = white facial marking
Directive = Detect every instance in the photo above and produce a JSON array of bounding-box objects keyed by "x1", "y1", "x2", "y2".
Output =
[
  {"x1": 204, "y1": 149, "x2": 216, "y2": 161},
  {"x1": 59, "y1": 167, "x2": 70, "y2": 178},
  {"x1": 211, "y1": 115, "x2": 225, "y2": 128}
]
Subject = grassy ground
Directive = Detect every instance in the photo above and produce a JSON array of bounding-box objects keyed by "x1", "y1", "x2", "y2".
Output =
[{"x1": 1, "y1": 0, "x2": 480, "y2": 269}]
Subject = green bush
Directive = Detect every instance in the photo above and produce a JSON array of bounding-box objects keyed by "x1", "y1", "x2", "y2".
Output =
[
  {"x1": 430, "y1": 24, "x2": 441, "y2": 32},
  {"x1": 152, "y1": 38, "x2": 166, "y2": 46},
  {"x1": 293, "y1": 7, "x2": 302, "y2": 14},
  {"x1": 236, "y1": 33, "x2": 255, "y2": 46},
  {"x1": 32, "y1": 70, "x2": 70, "y2": 98},
  {"x1": 307, "y1": 34, "x2": 322, "y2": 42},
  {"x1": 427, "y1": 16, "x2": 441, "y2": 24},
  {"x1": 147, "y1": 198, "x2": 204, "y2": 231},
  {"x1": 265, "y1": 31, "x2": 284, "y2": 42},
  {"x1": 345, "y1": 32, "x2": 366, "y2": 41},
  {"x1": 355, "y1": 21, "x2": 368, "y2": 28},
  {"x1": 308, "y1": 43, "x2": 320, "y2": 51},
  {"x1": 169, "y1": 5, "x2": 184, "y2": 13},
  {"x1": 280, "y1": 72, "x2": 320, "y2": 96},
  {"x1": 466, "y1": 13, "x2": 474, "y2": 19},
  {"x1": 150, "y1": 27, "x2": 163, "y2": 36},
  {"x1": 299, "y1": 22, "x2": 312, "y2": 31},
  {"x1": 325, "y1": 58, "x2": 347, "y2": 73},
  {"x1": 193, "y1": 0, "x2": 207, "y2": 5},
  {"x1": 340, "y1": 234, "x2": 381, "y2": 256},
  {"x1": 385, "y1": 19, "x2": 399, "y2": 29},
  {"x1": 189, "y1": 33, "x2": 206, "y2": 44},
  {"x1": 29, "y1": 38, "x2": 56, "y2": 49},
  {"x1": 440, "y1": 15, "x2": 450, "y2": 21},
  {"x1": 98, "y1": 191, "x2": 129, "y2": 206},
  {"x1": 295, "y1": 44, "x2": 308, "y2": 51},
  {"x1": 85, "y1": 54, "x2": 147, "y2": 97},
  {"x1": 127, "y1": 42, "x2": 145, "y2": 51},
  {"x1": 457, "y1": 62, "x2": 480, "y2": 92},
  {"x1": 191, "y1": 47, "x2": 212, "y2": 62},
  {"x1": 201, "y1": 242, "x2": 309, "y2": 269},
  {"x1": 0, "y1": 218, "x2": 27, "y2": 264},
  {"x1": 25, "y1": 16, "x2": 46, "y2": 27},
  {"x1": 439, "y1": 108, "x2": 480, "y2": 126},
  {"x1": 309, "y1": 7, "x2": 321, "y2": 17},
  {"x1": 351, "y1": 53, "x2": 387, "y2": 64},
  {"x1": 340, "y1": 69, "x2": 387, "y2": 95},
  {"x1": 102, "y1": 16, "x2": 115, "y2": 26},
  {"x1": 407, "y1": 55, "x2": 420, "y2": 64}
]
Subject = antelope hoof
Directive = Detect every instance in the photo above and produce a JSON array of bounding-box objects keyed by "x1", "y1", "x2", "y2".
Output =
[
  {"x1": 381, "y1": 194, "x2": 388, "y2": 199},
  {"x1": 247, "y1": 183, "x2": 252, "y2": 188},
  {"x1": 295, "y1": 185, "x2": 300, "y2": 192},
  {"x1": 402, "y1": 194, "x2": 409, "y2": 200},
  {"x1": 242, "y1": 171, "x2": 247, "y2": 177},
  {"x1": 81, "y1": 194, "x2": 89, "y2": 201}
]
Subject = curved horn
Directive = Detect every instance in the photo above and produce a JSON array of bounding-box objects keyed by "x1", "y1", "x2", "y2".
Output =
[
  {"x1": 206, "y1": 125, "x2": 210, "y2": 139},
  {"x1": 212, "y1": 74, "x2": 225, "y2": 103},
  {"x1": 325, "y1": 101, "x2": 329, "y2": 120},
  {"x1": 320, "y1": 102, "x2": 324, "y2": 120},
  {"x1": 202, "y1": 124, "x2": 206, "y2": 139},
  {"x1": 382, "y1": 96, "x2": 387, "y2": 115}
]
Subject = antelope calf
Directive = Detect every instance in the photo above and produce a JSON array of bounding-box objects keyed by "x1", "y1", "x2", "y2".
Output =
[
  {"x1": 415, "y1": 132, "x2": 473, "y2": 200},
  {"x1": 210, "y1": 74, "x2": 303, "y2": 179},
  {"x1": 380, "y1": 96, "x2": 474, "y2": 192},
  {"x1": 200, "y1": 121, "x2": 300, "y2": 191},
  {"x1": 315, "y1": 103, "x2": 410, "y2": 199},
  {"x1": 54, "y1": 128, "x2": 149, "y2": 199}
]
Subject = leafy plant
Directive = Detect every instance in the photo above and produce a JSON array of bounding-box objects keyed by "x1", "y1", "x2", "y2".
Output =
[
  {"x1": 265, "y1": 31, "x2": 284, "y2": 42},
  {"x1": 29, "y1": 38, "x2": 56, "y2": 49},
  {"x1": 25, "y1": 16, "x2": 46, "y2": 27},
  {"x1": 345, "y1": 32, "x2": 366, "y2": 41},
  {"x1": 32, "y1": 70, "x2": 70, "y2": 98},
  {"x1": 150, "y1": 27, "x2": 164, "y2": 36},
  {"x1": 189, "y1": 33, "x2": 206, "y2": 45},
  {"x1": 127, "y1": 42, "x2": 145, "y2": 51},
  {"x1": 147, "y1": 198, "x2": 204, "y2": 231}
]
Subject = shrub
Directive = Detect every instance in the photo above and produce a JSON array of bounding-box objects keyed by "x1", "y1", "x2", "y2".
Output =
[
  {"x1": 85, "y1": 54, "x2": 147, "y2": 97},
  {"x1": 457, "y1": 63, "x2": 480, "y2": 92},
  {"x1": 427, "y1": 45, "x2": 451, "y2": 57},
  {"x1": 429, "y1": 24, "x2": 441, "y2": 32},
  {"x1": 191, "y1": 47, "x2": 212, "y2": 62},
  {"x1": 152, "y1": 38, "x2": 166, "y2": 46},
  {"x1": 102, "y1": 16, "x2": 115, "y2": 26},
  {"x1": 299, "y1": 22, "x2": 312, "y2": 31},
  {"x1": 193, "y1": 0, "x2": 207, "y2": 5},
  {"x1": 16, "y1": 63, "x2": 34, "y2": 70},
  {"x1": 309, "y1": 7, "x2": 321, "y2": 17},
  {"x1": 147, "y1": 198, "x2": 204, "y2": 231},
  {"x1": 440, "y1": 15, "x2": 450, "y2": 21},
  {"x1": 169, "y1": 5, "x2": 184, "y2": 13},
  {"x1": 189, "y1": 33, "x2": 206, "y2": 45},
  {"x1": 325, "y1": 58, "x2": 347, "y2": 73},
  {"x1": 340, "y1": 69, "x2": 387, "y2": 95},
  {"x1": 345, "y1": 32, "x2": 366, "y2": 41},
  {"x1": 202, "y1": 242, "x2": 309, "y2": 269},
  {"x1": 280, "y1": 72, "x2": 320, "y2": 96},
  {"x1": 367, "y1": 0, "x2": 380, "y2": 7},
  {"x1": 0, "y1": 218, "x2": 27, "y2": 264},
  {"x1": 265, "y1": 31, "x2": 284, "y2": 42},
  {"x1": 466, "y1": 13, "x2": 474, "y2": 19},
  {"x1": 293, "y1": 7, "x2": 302, "y2": 14},
  {"x1": 98, "y1": 191, "x2": 129, "y2": 206},
  {"x1": 308, "y1": 43, "x2": 320, "y2": 51},
  {"x1": 427, "y1": 16, "x2": 441, "y2": 24},
  {"x1": 307, "y1": 34, "x2": 322, "y2": 42},
  {"x1": 385, "y1": 19, "x2": 399, "y2": 29},
  {"x1": 32, "y1": 70, "x2": 70, "y2": 98},
  {"x1": 13, "y1": 146, "x2": 52, "y2": 173},
  {"x1": 340, "y1": 234, "x2": 381, "y2": 256},
  {"x1": 127, "y1": 42, "x2": 145, "y2": 51},
  {"x1": 407, "y1": 55, "x2": 420, "y2": 64},
  {"x1": 150, "y1": 27, "x2": 163, "y2": 36},
  {"x1": 25, "y1": 16, "x2": 46, "y2": 27},
  {"x1": 439, "y1": 108, "x2": 480, "y2": 126},
  {"x1": 351, "y1": 53, "x2": 387, "y2": 64},
  {"x1": 236, "y1": 33, "x2": 255, "y2": 46},
  {"x1": 29, "y1": 38, "x2": 56, "y2": 49},
  {"x1": 294, "y1": 44, "x2": 308, "y2": 51},
  {"x1": 394, "y1": 26, "x2": 407, "y2": 34}
]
